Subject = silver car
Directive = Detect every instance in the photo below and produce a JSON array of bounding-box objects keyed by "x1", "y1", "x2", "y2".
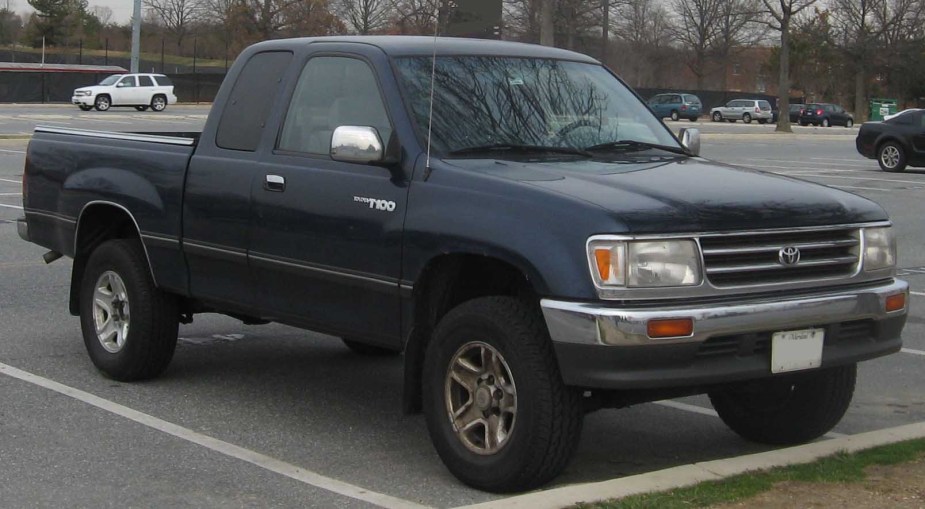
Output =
[{"x1": 710, "y1": 99, "x2": 774, "y2": 124}]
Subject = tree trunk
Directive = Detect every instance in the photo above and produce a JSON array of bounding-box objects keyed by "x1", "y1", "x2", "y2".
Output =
[
  {"x1": 776, "y1": 15, "x2": 792, "y2": 133},
  {"x1": 540, "y1": 0, "x2": 554, "y2": 46},
  {"x1": 854, "y1": 66, "x2": 866, "y2": 122}
]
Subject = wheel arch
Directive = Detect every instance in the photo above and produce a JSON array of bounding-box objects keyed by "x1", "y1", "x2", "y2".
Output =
[
  {"x1": 402, "y1": 252, "x2": 543, "y2": 414},
  {"x1": 70, "y1": 201, "x2": 155, "y2": 315}
]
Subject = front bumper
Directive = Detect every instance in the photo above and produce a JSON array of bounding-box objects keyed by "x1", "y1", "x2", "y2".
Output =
[
  {"x1": 72, "y1": 95, "x2": 93, "y2": 106},
  {"x1": 541, "y1": 279, "x2": 908, "y2": 389}
]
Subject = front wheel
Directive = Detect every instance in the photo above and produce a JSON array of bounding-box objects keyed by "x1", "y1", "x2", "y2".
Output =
[
  {"x1": 712, "y1": 112, "x2": 722, "y2": 122},
  {"x1": 79, "y1": 239, "x2": 179, "y2": 381},
  {"x1": 423, "y1": 297, "x2": 582, "y2": 492},
  {"x1": 709, "y1": 364, "x2": 856, "y2": 445},
  {"x1": 878, "y1": 141, "x2": 907, "y2": 172},
  {"x1": 151, "y1": 95, "x2": 167, "y2": 112},
  {"x1": 94, "y1": 95, "x2": 111, "y2": 111}
]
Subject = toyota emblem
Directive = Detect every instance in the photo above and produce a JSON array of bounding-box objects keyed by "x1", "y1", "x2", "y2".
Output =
[{"x1": 779, "y1": 246, "x2": 801, "y2": 266}]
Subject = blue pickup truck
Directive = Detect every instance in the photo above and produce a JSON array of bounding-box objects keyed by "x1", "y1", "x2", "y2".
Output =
[{"x1": 18, "y1": 36, "x2": 908, "y2": 492}]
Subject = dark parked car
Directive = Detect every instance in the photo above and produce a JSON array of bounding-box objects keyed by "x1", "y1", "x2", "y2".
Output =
[
  {"x1": 856, "y1": 108, "x2": 925, "y2": 172},
  {"x1": 799, "y1": 103, "x2": 854, "y2": 127},
  {"x1": 647, "y1": 93, "x2": 702, "y2": 121},
  {"x1": 789, "y1": 104, "x2": 805, "y2": 123}
]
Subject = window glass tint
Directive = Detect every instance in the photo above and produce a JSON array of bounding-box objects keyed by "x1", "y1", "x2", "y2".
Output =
[
  {"x1": 138, "y1": 75, "x2": 154, "y2": 87},
  {"x1": 153, "y1": 75, "x2": 173, "y2": 86},
  {"x1": 279, "y1": 57, "x2": 391, "y2": 155},
  {"x1": 217, "y1": 51, "x2": 293, "y2": 152},
  {"x1": 758, "y1": 101, "x2": 771, "y2": 110},
  {"x1": 684, "y1": 95, "x2": 700, "y2": 104}
]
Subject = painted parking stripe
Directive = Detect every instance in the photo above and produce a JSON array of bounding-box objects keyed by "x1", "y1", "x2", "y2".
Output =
[
  {"x1": 0, "y1": 192, "x2": 22, "y2": 196},
  {"x1": 0, "y1": 203, "x2": 23, "y2": 210},
  {"x1": 0, "y1": 149, "x2": 26, "y2": 154},
  {"x1": 0, "y1": 178, "x2": 21, "y2": 184},
  {"x1": 911, "y1": 291, "x2": 925, "y2": 297},
  {"x1": 830, "y1": 185, "x2": 892, "y2": 192},
  {"x1": 902, "y1": 348, "x2": 925, "y2": 356},
  {"x1": 0, "y1": 362, "x2": 431, "y2": 509}
]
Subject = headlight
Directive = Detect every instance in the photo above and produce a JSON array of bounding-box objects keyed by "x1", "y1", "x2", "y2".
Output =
[
  {"x1": 588, "y1": 238, "x2": 702, "y2": 290},
  {"x1": 863, "y1": 226, "x2": 896, "y2": 271},
  {"x1": 74, "y1": 90, "x2": 90, "y2": 96}
]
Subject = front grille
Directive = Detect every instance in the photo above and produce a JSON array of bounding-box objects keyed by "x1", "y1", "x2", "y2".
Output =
[
  {"x1": 700, "y1": 228, "x2": 860, "y2": 287},
  {"x1": 696, "y1": 319, "x2": 875, "y2": 358}
]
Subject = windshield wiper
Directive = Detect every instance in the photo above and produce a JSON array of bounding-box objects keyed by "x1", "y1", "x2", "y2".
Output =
[
  {"x1": 448, "y1": 144, "x2": 591, "y2": 158},
  {"x1": 584, "y1": 140, "x2": 687, "y2": 155}
]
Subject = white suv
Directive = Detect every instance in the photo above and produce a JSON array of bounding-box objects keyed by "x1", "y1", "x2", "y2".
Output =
[
  {"x1": 72, "y1": 73, "x2": 178, "y2": 112},
  {"x1": 710, "y1": 99, "x2": 774, "y2": 124}
]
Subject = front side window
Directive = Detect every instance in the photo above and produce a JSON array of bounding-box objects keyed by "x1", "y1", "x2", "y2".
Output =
[
  {"x1": 394, "y1": 56, "x2": 679, "y2": 155},
  {"x1": 99, "y1": 75, "x2": 121, "y2": 86},
  {"x1": 279, "y1": 57, "x2": 392, "y2": 155},
  {"x1": 117, "y1": 77, "x2": 136, "y2": 88}
]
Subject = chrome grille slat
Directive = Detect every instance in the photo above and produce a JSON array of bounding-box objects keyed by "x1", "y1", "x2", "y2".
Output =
[{"x1": 700, "y1": 227, "x2": 860, "y2": 287}]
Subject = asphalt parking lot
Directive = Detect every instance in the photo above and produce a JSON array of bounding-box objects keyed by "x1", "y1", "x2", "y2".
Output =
[{"x1": 0, "y1": 106, "x2": 923, "y2": 508}]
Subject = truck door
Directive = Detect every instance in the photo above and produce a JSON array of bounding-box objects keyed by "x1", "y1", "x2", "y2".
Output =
[{"x1": 250, "y1": 49, "x2": 406, "y2": 348}]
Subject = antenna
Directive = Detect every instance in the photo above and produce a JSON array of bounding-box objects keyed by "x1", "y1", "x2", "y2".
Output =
[{"x1": 424, "y1": 1, "x2": 440, "y2": 180}]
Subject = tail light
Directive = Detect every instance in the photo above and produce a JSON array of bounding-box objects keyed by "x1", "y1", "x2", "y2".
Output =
[
  {"x1": 681, "y1": 105, "x2": 687, "y2": 111},
  {"x1": 755, "y1": 106, "x2": 760, "y2": 113},
  {"x1": 816, "y1": 109, "x2": 823, "y2": 115}
]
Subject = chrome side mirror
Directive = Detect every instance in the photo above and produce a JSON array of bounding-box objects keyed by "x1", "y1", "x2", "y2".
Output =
[
  {"x1": 330, "y1": 126, "x2": 384, "y2": 164},
  {"x1": 678, "y1": 127, "x2": 700, "y2": 156}
]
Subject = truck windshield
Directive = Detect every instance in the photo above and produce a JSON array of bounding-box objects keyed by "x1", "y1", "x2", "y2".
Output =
[
  {"x1": 99, "y1": 75, "x2": 122, "y2": 86},
  {"x1": 394, "y1": 56, "x2": 680, "y2": 157}
]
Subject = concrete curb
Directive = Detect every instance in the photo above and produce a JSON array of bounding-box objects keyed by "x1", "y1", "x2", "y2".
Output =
[{"x1": 454, "y1": 421, "x2": 925, "y2": 509}]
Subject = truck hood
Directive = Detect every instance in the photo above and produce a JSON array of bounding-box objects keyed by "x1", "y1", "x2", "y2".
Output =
[{"x1": 445, "y1": 156, "x2": 887, "y2": 233}]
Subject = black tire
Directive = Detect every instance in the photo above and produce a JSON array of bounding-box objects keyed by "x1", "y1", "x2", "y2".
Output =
[
  {"x1": 846, "y1": 119, "x2": 853, "y2": 128},
  {"x1": 712, "y1": 112, "x2": 722, "y2": 122},
  {"x1": 78, "y1": 105, "x2": 93, "y2": 111},
  {"x1": 79, "y1": 239, "x2": 179, "y2": 381},
  {"x1": 743, "y1": 113, "x2": 752, "y2": 123},
  {"x1": 670, "y1": 110, "x2": 679, "y2": 121},
  {"x1": 709, "y1": 364, "x2": 856, "y2": 445},
  {"x1": 151, "y1": 95, "x2": 167, "y2": 112},
  {"x1": 135, "y1": 105, "x2": 149, "y2": 111},
  {"x1": 727, "y1": 119, "x2": 736, "y2": 123},
  {"x1": 877, "y1": 141, "x2": 907, "y2": 172},
  {"x1": 341, "y1": 338, "x2": 400, "y2": 356},
  {"x1": 423, "y1": 296, "x2": 582, "y2": 492},
  {"x1": 689, "y1": 116, "x2": 698, "y2": 122},
  {"x1": 94, "y1": 95, "x2": 111, "y2": 111},
  {"x1": 822, "y1": 118, "x2": 830, "y2": 127}
]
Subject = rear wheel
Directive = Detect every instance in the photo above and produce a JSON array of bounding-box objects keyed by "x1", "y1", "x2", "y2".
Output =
[
  {"x1": 79, "y1": 239, "x2": 179, "y2": 381},
  {"x1": 78, "y1": 105, "x2": 93, "y2": 111},
  {"x1": 709, "y1": 364, "x2": 856, "y2": 445},
  {"x1": 846, "y1": 119, "x2": 853, "y2": 128},
  {"x1": 822, "y1": 118, "x2": 831, "y2": 127},
  {"x1": 742, "y1": 113, "x2": 752, "y2": 123},
  {"x1": 94, "y1": 95, "x2": 111, "y2": 111},
  {"x1": 151, "y1": 95, "x2": 167, "y2": 112},
  {"x1": 877, "y1": 141, "x2": 907, "y2": 172},
  {"x1": 423, "y1": 297, "x2": 582, "y2": 492},
  {"x1": 670, "y1": 110, "x2": 679, "y2": 121}
]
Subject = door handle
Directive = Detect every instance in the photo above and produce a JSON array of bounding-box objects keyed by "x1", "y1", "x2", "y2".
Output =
[{"x1": 265, "y1": 174, "x2": 285, "y2": 192}]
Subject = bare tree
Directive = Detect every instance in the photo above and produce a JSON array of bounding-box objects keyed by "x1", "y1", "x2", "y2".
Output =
[
  {"x1": 669, "y1": 0, "x2": 721, "y2": 89},
  {"x1": 614, "y1": 0, "x2": 673, "y2": 87},
  {"x1": 145, "y1": 0, "x2": 202, "y2": 51},
  {"x1": 763, "y1": 0, "x2": 818, "y2": 132},
  {"x1": 713, "y1": 0, "x2": 766, "y2": 91},
  {"x1": 337, "y1": 0, "x2": 390, "y2": 34},
  {"x1": 90, "y1": 5, "x2": 113, "y2": 26},
  {"x1": 390, "y1": 0, "x2": 437, "y2": 34}
]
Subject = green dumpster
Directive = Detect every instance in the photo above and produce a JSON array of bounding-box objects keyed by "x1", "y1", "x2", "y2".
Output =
[{"x1": 869, "y1": 98, "x2": 898, "y2": 121}]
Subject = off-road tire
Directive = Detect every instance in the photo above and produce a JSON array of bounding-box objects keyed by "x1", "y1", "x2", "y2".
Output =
[
  {"x1": 79, "y1": 239, "x2": 179, "y2": 381},
  {"x1": 342, "y1": 338, "x2": 400, "y2": 356},
  {"x1": 423, "y1": 296, "x2": 583, "y2": 492},
  {"x1": 709, "y1": 364, "x2": 856, "y2": 445}
]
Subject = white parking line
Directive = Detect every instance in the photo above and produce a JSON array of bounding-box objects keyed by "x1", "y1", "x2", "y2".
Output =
[
  {"x1": 0, "y1": 203, "x2": 23, "y2": 210},
  {"x1": 0, "y1": 178, "x2": 22, "y2": 184},
  {"x1": 0, "y1": 192, "x2": 22, "y2": 196},
  {"x1": 0, "y1": 149, "x2": 26, "y2": 154},
  {"x1": 830, "y1": 185, "x2": 892, "y2": 192},
  {"x1": 911, "y1": 291, "x2": 925, "y2": 297},
  {"x1": 902, "y1": 348, "x2": 925, "y2": 357},
  {"x1": 0, "y1": 362, "x2": 431, "y2": 509}
]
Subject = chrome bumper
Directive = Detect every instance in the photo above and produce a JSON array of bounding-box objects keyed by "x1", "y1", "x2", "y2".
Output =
[{"x1": 541, "y1": 279, "x2": 909, "y2": 347}]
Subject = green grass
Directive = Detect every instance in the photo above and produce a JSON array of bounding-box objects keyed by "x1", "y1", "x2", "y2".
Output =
[{"x1": 577, "y1": 438, "x2": 925, "y2": 509}]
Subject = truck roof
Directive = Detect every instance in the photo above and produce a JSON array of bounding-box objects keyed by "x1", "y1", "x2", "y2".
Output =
[{"x1": 245, "y1": 36, "x2": 599, "y2": 63}]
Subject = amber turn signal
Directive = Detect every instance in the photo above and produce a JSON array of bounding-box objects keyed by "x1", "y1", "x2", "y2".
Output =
[
  {"x1": 647, "y1": 318, "x2": 694, "y2": 338},
  {"x1": 885, "y1": 293, "x2": 906, "y2": 312}
]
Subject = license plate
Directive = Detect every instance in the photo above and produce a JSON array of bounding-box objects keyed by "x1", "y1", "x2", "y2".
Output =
[{"x1": 771, "y1": 328, "x2": 824, "y2": 373}]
